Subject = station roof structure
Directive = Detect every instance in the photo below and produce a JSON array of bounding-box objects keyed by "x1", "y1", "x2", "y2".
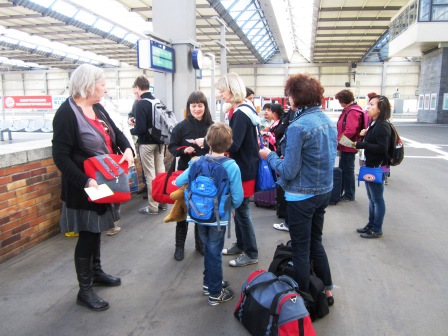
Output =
[{"x1": 0, "y1": 0, "x2": 413, "y2": 71}]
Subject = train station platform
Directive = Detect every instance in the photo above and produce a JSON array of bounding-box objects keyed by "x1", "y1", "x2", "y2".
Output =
[{"x1": 1, "y1": 121, "x2": 447, "y2": 336}]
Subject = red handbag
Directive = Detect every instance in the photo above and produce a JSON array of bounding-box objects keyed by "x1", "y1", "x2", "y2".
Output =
[
  {"x1": 152, "y1": 151, "x2": 184, "y2": 204},
  {"x1": 84, "y1": 154, "x2": 131, "y2": 204}
]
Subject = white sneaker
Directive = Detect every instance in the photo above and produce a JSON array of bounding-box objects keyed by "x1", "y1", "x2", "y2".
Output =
[
  {"x1": 273, "y1": 223, "x2": 289, "y2": 232},
  {"x1": 229, "y1": 254, "x2": 258, "y2": 267}
]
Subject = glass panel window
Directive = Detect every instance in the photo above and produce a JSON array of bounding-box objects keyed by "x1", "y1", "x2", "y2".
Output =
[
  {"x1": 432, "y1": 5, "x2": 448, "y2": 20},
  {"x1": 94, "y1": 19, "x2": 114, "y2": 33},
  {"x1": 52, "y1": 1, "x2": 77, "y2": 18},
  {"x1": 75, "y1": 10, "x2": 96, "y2": 25},
  {"x1": 419, "y1": 0, "x2": 431, "y2": 21}
]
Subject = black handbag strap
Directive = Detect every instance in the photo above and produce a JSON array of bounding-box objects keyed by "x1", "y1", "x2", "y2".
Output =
[{"x1": 162, "y1": 146, "x2": 187, "y2": 194}]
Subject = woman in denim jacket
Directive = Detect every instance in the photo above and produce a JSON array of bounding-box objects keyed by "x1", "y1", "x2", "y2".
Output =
[{"x1": 260, "y1": 73, "x2": 337, "y2": 306}]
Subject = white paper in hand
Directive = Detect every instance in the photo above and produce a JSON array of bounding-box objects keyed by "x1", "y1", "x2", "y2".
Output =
[
  {"x1": 84, "y1": 184, "x2": 114, "y2": 201},
  {"x1": 339, "y1": 135, "x2": 354, "y2": 148}
]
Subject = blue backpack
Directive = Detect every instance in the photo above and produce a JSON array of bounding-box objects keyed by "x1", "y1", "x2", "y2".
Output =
[{"x1": 184, "y1": 155, "x2": 232, "y2": 233}]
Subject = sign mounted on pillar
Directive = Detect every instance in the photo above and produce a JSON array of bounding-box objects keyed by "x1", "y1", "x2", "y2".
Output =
[
  {"x1": 137, "y1": 39, "x2": 176, "y2": 73},
  {"x1": 192, "y1": 49, "x2": 203, "y2": 70}
]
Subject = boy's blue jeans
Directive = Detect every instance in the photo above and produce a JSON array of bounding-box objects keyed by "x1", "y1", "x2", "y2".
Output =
[{"x1": 197, "y1": 224, "x2": 226, "y2": 297}]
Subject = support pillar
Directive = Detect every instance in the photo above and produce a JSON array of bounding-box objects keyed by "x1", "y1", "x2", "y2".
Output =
[{"x1": 152, "y1": 0, "x2": 197, "y2": 120}]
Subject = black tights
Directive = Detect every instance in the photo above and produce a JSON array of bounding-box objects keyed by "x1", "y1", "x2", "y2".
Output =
[{"x1": 74, "y1": 231, "x2": 100, "y2": 259}]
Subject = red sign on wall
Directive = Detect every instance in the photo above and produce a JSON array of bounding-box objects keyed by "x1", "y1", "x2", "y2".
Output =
[{"x1": 3, "y1": 96, "x2": 53, "y2": 109}]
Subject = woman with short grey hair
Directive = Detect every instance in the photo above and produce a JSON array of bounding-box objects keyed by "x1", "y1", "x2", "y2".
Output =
[{"x1": 52, "y1": 64, "x2": 134, "y2": 311}]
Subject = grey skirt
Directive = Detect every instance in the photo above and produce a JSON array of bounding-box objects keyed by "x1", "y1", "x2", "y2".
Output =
[{"x1": 59, "y1": 202, "x2": 120, "y2": 234}]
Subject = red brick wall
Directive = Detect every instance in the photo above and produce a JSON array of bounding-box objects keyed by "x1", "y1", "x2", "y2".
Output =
[
  {"x1": 0, "y1": 158, "x2": 62, "y2": 263},
  {"x1": 0, "y1": 155, "x2": 145, "y2": 264}
]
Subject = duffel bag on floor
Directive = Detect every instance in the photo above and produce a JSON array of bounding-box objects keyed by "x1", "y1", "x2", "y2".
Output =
[
  {"x1": 234, "y1": 270, "x2": 315, "y2": 336},
  {"x1": 268, "y1": 241, "x2": 330, "y2": 321}
]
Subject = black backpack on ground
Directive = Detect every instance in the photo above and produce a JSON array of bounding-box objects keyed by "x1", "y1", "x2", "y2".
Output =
[{"x1": 268, "y1": 241, "x2": 330, "y2": 321}]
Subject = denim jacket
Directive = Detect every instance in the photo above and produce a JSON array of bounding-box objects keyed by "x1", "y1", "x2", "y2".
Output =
[{"x1": 267, "y1": 106, "x2": 337, "y2": 195}]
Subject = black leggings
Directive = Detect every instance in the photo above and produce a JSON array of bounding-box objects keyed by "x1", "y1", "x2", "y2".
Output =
[{"x1": 74, "y1": 231, "x2": 101, "y2": 259}]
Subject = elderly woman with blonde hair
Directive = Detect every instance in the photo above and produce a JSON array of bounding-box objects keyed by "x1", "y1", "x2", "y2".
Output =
[{"x1": 215, "y1": 73, "x2": 260, "y2": 267}]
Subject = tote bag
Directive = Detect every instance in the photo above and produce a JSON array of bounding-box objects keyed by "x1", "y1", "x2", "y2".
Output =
[
  {"x1": 256, "y1": 125, "x2": 276, "y2": 192},
  {"x1": 152, "y1": 154, "x2": 183, "y2": 204}
]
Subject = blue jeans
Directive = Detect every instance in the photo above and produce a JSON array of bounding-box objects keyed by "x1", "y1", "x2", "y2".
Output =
[
  {"x1": 198, "y1": 225, "x2": 226, "y2": 296},
  {"x1": 339, "y1": 151, "x2": 356, "y2": 200},
  {"x1": 288, "y1": 192, "x2": 333, "y2": 292},
  {"x1": 234, "y1": 198, "x2": 258, "y2": 259},
  {"x1": 365, "y1": 181, "x2": 386, "y2": 233}
]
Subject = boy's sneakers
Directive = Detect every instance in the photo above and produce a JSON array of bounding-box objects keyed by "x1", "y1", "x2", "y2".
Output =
[
  {"x1": 222, "y1": 243, "x2": 242, "y2": 255},
  {"x1": 208, "y1": 288, "x2": 234, "y2": 306},
  {"x1": 229, "y1": 253, "x2": 258, "y2": 267},
  {"x1": 203, "y1": 280, "x2": 230, "y2": 296}
]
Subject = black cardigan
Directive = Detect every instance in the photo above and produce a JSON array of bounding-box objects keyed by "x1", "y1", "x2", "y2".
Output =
[
  {"x1": 52, "y1": 99, "x2": 133, "y2": 215},
  {"x1": 228, "y1": 109, "x2": 259, "y2": 181},
  {"x1": 168, "y1": 116, "x2": 211, "y2": 171},
  {"x1": 356, "y1": 120, "x2": 391, "y2": 167}
]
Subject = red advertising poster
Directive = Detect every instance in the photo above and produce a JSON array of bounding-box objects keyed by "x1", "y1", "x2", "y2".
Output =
[{"x1": 3, "y1": 96, "x2": 53, "y2": 109}]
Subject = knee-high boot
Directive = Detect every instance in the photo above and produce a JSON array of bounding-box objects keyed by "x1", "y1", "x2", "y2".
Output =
[
  {"x1": 174, "y1": 224, "x2": 188, "y2": 261},
  {"x1": 92, "y1": 237, "x2": 121, "y2": 287},
  {"x1": 75, "y1": 257, "x2": 109, "y2": 311},
  {"x1": 194, "y1": 224, "x2": 204, "y2": 256}
]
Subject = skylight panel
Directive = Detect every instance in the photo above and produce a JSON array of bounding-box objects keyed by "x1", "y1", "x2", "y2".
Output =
[
  {"x1": 52, "y1": 50, "x2": 67, "y2": 57},
  {"x1": 36, "y1": 46, "x2": 52, "y2": 53},
  {"x1": 124, "y1": 34, "x2": 140, "y2": 44},
  {"x1": 0, "y1": 36, "x2": 18, "y2": 44},
  {"x1": 19, "y1": 41, "x2": 36, "y2": 49},
  {"x1": 29, "y1": 0, "x2": 55, "y2": 7},
  {"x1": 110, "y1": 26, "x2": 127, "y2": 39},
  {"x1": 52, "y1": 1, "x2": 78, "y2": 18},
  {"x1": 94, "y1": 19, "x2": 114, "y2": 33},
  {"x1": 75, "y1": 10, "x2": 97, "y2": 25}
]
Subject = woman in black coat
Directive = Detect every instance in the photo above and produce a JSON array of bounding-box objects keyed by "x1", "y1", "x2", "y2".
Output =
[
  {"x1": 52, "y1": 64, "x2": 134, "y2": 311},
  {"x1": 353, "y1": 95, "x2": 392, "y2": 239},
  {"x1": 168, "y1": 91, "x2": 213, "y2": 261}
]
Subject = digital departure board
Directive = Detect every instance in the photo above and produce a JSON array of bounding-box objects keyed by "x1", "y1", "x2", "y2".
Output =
[{"x1": 137, "y1": 39, "x2": 175, "y2": 73}]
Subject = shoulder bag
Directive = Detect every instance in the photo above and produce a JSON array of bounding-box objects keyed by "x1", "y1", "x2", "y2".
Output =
[
  {"x1": 358, "y1": 165, "x2": 383, "y2": 185},
  {"x1": 84, "y1": 154, "x2": 131, "y2": 203}
]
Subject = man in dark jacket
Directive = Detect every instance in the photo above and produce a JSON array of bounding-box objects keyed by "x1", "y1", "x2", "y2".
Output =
[{"x1": 130, "y1": 75, "x2": 166, "y2": 215}]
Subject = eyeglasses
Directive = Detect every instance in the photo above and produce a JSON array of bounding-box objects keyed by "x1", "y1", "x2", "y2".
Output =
[{"x1": 97, "y1": 119, "x2": 110, "y2": 135}]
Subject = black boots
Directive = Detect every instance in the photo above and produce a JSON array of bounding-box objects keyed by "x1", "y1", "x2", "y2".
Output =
[
  {"x1": 194, "y1": 224, "x2": 204, "y2": 256},
  {"x1": 174, "y1": 224, "x2": 204, "y2": 260},
  {"x1": 75, "y1": 258, "x2": 109, "y2": 311},
  {"x1": 174, "y1": 225, "x2": 188, "y2": 261},
  {"x1": 92, "y1": 239, "x2": 121, "y2": 287}
]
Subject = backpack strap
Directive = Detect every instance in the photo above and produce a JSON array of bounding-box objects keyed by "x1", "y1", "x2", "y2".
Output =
[{"x1": 204, "y1": 156, "x2": 231, "y2": 235}]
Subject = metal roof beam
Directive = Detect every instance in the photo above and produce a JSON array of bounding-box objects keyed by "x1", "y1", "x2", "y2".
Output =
[
  {"x1": 319, "y1": 18, "x2": 392, "y2": 22},
  {"x1": 318, "y1": 26, "x2": 388, "y2": 30},
  {"x1": 319, "y1": 6, "x2": 402, "y2": 12}
]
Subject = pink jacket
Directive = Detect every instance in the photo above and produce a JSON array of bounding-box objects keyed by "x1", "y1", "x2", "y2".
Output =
[{"x1": 337, "y1": 103, "x2": 365, "y2": 153}]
